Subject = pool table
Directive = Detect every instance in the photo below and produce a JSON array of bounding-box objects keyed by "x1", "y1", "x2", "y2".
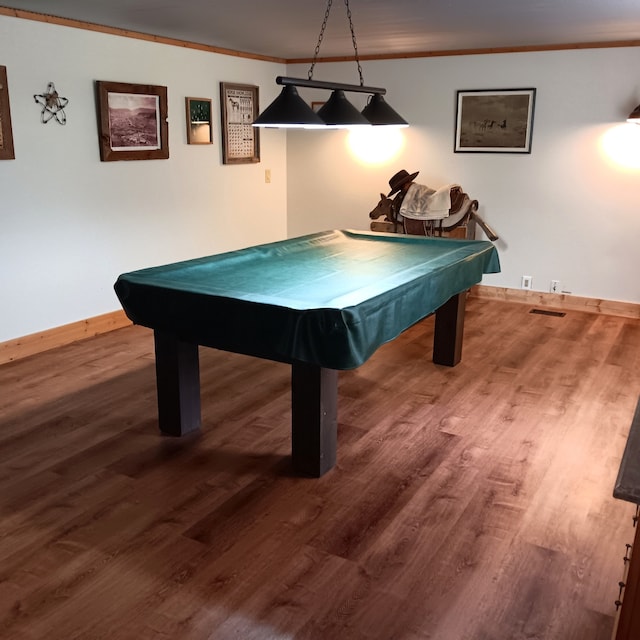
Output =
[{"x1": 114, "y1": 229, "x2": 500, "y2": 476}]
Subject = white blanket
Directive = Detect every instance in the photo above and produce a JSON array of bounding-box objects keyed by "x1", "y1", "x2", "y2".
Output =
[{"x1": 399, "y1": 183, "x2": 459, "y2": 220}]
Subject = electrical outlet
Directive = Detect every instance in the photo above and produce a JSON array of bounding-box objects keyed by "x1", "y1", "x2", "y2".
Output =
[
  {"x1": 521, "y1": 275, "x2": 532, "y2": 290},
  {"x1": 265, "y1": 169, "x2": 271, "y2": 183},
  {"x1": 550, "y1": 280, "x2": 561, "y2": 293}
]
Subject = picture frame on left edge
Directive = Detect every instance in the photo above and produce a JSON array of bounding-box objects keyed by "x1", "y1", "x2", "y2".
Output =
[
  {"x1": 0, "y1": 66, "x2": 15, "y2": 160},
  {"x1": 95, "y1": 80, "x2": 169, "y2": 161}
]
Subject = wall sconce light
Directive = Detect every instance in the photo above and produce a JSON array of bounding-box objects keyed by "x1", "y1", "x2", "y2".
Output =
[
  {"x1": 253, "y1": 0, "x2": 408, "y2": 129},
  {"x1": 627, "y1": 104, "x2": 640, "y2": 124}
]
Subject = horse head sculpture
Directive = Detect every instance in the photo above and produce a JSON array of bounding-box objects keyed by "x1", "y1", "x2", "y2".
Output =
[{"x1": 369, "y1": 193, "x2": 396, "y2": 221}]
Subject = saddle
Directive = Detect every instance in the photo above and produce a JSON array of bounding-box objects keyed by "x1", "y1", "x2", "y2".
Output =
[{"x1": 402, "y1": 186, "x2": 478, "y2": 237}]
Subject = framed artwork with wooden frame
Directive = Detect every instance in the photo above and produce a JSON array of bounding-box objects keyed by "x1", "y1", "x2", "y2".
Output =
[
  {"x1": 220, "y1": 82, "x2": 260, "y2": 164},
  {"x1": 95, "y1": 80, "x2": 169, "y2": 161},
  {"x1": 0, "y1": 65, "x2": 15, "y2": 160},
  {"x1": 454, "y1": 88, "x2": 536, "y2": 153},
  {"x1": 185, "y1": 97, "x2": 213, "y2": 145}
]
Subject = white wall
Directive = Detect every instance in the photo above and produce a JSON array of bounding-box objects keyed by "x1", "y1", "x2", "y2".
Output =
[
  {"x1": 0, "y1": 15, "x2": 288, "y2": 342},
  {"x1": 286, "y1": 49, "x2": 640, "y2": 303}
]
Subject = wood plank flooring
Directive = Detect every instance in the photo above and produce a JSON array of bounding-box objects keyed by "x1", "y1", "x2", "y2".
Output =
[{"x1": 1, "y1": 298, "x2": 640, "y2": 639}]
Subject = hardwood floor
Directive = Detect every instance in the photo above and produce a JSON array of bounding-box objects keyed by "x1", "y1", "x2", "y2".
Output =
[{"x1": 1, "y1": 298, "x2": 640, "y2": 639}]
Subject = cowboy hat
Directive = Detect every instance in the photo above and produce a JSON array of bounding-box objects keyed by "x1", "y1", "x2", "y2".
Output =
[{"x1": 388, "y1": 169, "x2": 419, "y2": 196}]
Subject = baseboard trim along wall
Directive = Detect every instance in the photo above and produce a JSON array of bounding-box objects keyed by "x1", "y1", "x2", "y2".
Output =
[
  {"x1": 470, "y1": 285, "x2": 640, "y2": 320},
  {"x1": 1, "y1": 287, "x2": 639, "y2": 365},
  {"x1": 0, "y1": 310, "x2": 132, "y2": 365}
]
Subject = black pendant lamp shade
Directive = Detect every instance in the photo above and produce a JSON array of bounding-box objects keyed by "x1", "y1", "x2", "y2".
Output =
[
  {"x1": 362, "y1": 93, "x2": 408, "y2": 127},
  {"x1": 252, "y1": 85, "x2": 324, "y2": 128},
  {"x1": 317, "y1": 89, "x2": 370, "y2": 127}
]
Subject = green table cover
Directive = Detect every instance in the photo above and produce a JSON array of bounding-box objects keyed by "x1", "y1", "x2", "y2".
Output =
[{"x1": 114, "y1": 229, "x2": 500, "y2": 370}]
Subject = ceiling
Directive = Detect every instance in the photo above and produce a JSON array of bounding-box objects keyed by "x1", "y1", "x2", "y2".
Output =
[{"x1": 2, "y1": 0, "x2": 640, "y2": 60}]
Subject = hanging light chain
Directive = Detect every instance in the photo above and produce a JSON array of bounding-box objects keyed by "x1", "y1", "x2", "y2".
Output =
[
  {"x1": 344, "y1": 0, "x2": 364, "y2": 86},
  {"x1": 307, "y1": 0, "x2": 364, "y2": 86},
  {"x1": 308, "y1": 0, "x2": 333, "y2": 80}
]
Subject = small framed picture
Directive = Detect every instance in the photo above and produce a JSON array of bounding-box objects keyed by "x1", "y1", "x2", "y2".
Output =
[
  {"x1": 95, "y1": 80, "x2": 169, "y2": 161},
  {"x1": 220, "y1": 82, "x2": 260, "y2": 164},
  {"x1": 0, "y1": 65, "x2": 15, "y2": 160},
  {"x1": 311, "y1": 101, "x2": 325, "y2": 113},
  {"x1": 186, "y1": 97, "x2": 213, "y2": 145},
  {"x1": 454, "y1": 88, "x2": 536, "y2": 153}
]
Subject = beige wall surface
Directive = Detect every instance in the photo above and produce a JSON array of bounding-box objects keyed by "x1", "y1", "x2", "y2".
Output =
[
  {"x1": 286, "y1": 50, "x2": 640, "y2": 303},
  {"x1": 0, "y1": 15, "x2": 288, "y2": 342},
  {"x1": 2, "y1": 11, "x2": 640, "y2": 344}
]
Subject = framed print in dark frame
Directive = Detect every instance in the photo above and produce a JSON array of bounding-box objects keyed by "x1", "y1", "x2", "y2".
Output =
[
  {"x1": 0, "y1": 65, "x2": 15, "y2": 160},
  {"x1": 220, "y1": 82, "x2": 260, "y2": 164},
  {"x1": 96, "y1": 80, "x2": 169, "y2": 161},
  {"x1": 454, "y1": 88, "x2": 536, "y2": 153},
  {"x1": 186, "y1": 97, "x2": 213, "y2": 145}
]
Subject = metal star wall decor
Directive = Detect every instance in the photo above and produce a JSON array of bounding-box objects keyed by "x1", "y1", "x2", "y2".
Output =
[{"x1": 34, "y1": 82, "x2": 69, "y2": 125}]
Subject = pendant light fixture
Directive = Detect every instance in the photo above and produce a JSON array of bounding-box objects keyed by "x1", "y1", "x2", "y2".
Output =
[{"x1": 253, "y1": 0, "x2": 408, "y2": 129}]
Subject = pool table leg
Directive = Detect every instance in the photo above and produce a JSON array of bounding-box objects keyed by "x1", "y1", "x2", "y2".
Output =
[
  {"x1": 153, "y1": 331, "x2": 201, "y2": 436},
  {"x1": 433, "y1": 292, "x2": 466, "y2": 367},
  {"x1": 291, "y1": 362, "x2": 338, "y2": 477}
]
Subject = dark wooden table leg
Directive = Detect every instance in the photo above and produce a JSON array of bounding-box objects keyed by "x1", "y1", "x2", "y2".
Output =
[
  {"x1": 433, "y1": 291, "x2": 466, "y2": 367},
  {"x1": 153, "y1": 330, "x2": 201, "y2": 436},
  {"x1": 291, "y1": 362, "x2": 338, "y2": 477}
]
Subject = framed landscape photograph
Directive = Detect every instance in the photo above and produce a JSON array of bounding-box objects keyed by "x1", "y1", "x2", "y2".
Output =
[
  {"x1": 186, "y1": 97, "x2": 213, "y2": 145},
  {"x1": 0, "y1": 65, "x2": 15, "y2": 160},
  {"x1": 220, "y1": 82, "x2": 260, "y2": 164},
  {"x1": 454, "y1": 88, "x2": 536, "y2": 153},
  {"x1": 96, "y1": 80, "x2": 169, "y2": 161}
]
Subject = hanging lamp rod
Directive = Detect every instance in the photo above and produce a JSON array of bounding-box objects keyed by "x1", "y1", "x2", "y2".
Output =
[{"x1": 275, "y1": 76, "x2": 387, "y2": 96}]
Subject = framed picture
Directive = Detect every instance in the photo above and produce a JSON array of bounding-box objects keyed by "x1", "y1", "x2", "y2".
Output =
[
  {"x1": 0, "y1": 66, "x2": 15, "y2": 160},
  {"x1": 311, "y1": 101, "x2": 325, "y2": 113},
  {"x1": 454, "y1": 88, "x2": 536, "y2": 153},
  {"x1": 220, "y1": 82, "x2": 260, "y2": 164},
  {"x1": 186, "y1": 97, "x2": 213, "y2": 145},
  {"x1": 95, "y1": 80, "x2": 169, "y2": 161}
]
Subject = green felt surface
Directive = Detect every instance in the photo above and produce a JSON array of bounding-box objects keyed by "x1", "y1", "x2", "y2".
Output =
[{"x1": 114, "y1": 230, "x2": 500, "y2": 369}]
